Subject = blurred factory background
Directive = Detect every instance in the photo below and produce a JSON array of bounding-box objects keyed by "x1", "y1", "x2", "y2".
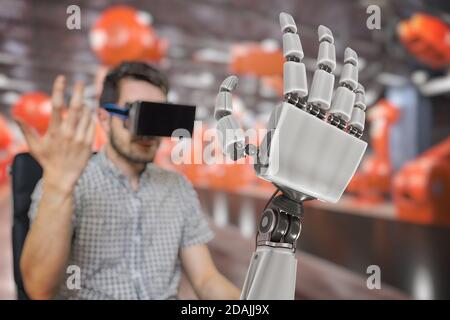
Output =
[{"x1": 0, "y1": 0, "x2": 449, "y2": 300}]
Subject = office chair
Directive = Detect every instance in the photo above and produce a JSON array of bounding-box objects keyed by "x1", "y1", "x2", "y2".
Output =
[{"x1": 10, "y1": 152, "x2": 42, "y2": 300}]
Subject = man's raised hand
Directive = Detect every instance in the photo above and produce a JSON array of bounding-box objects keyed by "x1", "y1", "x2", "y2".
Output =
[{"x1": 17, "y1": 75, "x2": 96, "y2": 193}]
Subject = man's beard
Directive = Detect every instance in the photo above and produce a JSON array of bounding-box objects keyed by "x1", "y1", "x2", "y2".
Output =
[{"x1": 109, "y1": 128, "x2": 159, "y2": 164}]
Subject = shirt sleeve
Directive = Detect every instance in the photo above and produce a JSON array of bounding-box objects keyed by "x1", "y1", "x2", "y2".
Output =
[
  {"x1": 177, "y1": 175, "x2": 214, "y2": 248},
  {"x1": 28, "y1": 178, "x2": 82, "y2": 227}
]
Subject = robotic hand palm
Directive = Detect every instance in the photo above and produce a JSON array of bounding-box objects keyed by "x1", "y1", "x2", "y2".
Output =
[{"x1": 214, "y1": 13, "x2": 368, "y2": 299}]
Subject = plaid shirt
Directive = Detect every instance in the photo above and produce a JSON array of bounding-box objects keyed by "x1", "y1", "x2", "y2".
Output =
[{"x1": 28, "y1": 150, "x2": 214, "y2": 299}]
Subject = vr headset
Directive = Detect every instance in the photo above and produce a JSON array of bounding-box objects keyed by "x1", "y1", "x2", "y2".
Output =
[{"x1": 103, "y1": 100, "x2": 196, "y2": 138}]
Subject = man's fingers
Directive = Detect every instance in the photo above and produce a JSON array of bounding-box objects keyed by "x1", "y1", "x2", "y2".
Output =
[
  {"x1": 82, "y1": 110, "x2": 97, "y2": 147},
  {"x1": 74, "y1": 106, "x2": 94, "y2": 143},
  {"x1": 51, "y1": 75, "x2": 65, "y2": 109},
  {"x1": 69, "y1": 81, "x2": 85, "y2": 110},
  {"x1": 48, "y1": 75, "x2": 66, "y2": 133},
  {"x1": 86, "y1": 114, "x2": 96, "y2": 146},
  {"x1": 66, "y1": 81, "x2": 85, "y2": 130}
]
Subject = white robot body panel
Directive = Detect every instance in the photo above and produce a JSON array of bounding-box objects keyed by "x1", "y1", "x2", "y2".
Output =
[
  {"x1": 256, "y1": 102, "x2": 367, "y2": 203},
  {"x1": 241, "y1": 247, "x2": 297, "y2": 300}
]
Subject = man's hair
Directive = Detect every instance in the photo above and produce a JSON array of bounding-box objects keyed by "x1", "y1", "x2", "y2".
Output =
[{"x1": 99, "y1": 61, "x2": 169, "y2": 107}]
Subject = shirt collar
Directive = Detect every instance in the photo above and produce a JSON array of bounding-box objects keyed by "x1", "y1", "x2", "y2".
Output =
[{"x1": 97, "y1": 149, "x2": 154, "y2": 181}]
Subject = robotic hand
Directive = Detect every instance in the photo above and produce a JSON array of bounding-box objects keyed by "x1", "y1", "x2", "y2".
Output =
[{"x1": 214, "y1": 12, "x2": 368, "y2": 299}]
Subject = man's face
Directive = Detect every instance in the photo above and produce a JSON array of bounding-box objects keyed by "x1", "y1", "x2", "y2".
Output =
[{"x1": 109, "y1": 77, "x2": 166, "y2": 164}]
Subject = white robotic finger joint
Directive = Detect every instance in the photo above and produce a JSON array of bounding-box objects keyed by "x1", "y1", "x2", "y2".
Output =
[
  {"x1": 344, "y1": 47, "x2": 358, "y2": 66},
  {"x1": 283, "y1": 33, "x2": 304, "y2": 61},
  {"x1": 354, "y1": 92, "x2": 366, "y2": 111},
  {"x1": 220, "y1": 75, "x2": 239, "y2": 92},
  {"x1": 318, "y1": 25, "x2": 334, "y2": 44},
  {"x1": 348, "y1": 107, "x2": 365, "y2": 131},
  {"x1": 280, "y1": 12, "x2": 297, "y2": 33},
  {"x1": 329, "y1": 86, "x2": 356, "y2": 122},
  {"x1": 214, "y1": 91, "x2": 233, "y2": 120},
  {"x1": 283, "y1": 61, "x2": 308, "y2": 98},
  {"x1": 339, "y1": 63, "x2": 358, "y2": 90},
  {"x1": 307, "y1": 69, "x2": 334, "y2": 111},
  {"x1": 317, "y1": 41, "x2": 336, "y2": 72},
  {"x1": 355, "y1": 83, "x2": 365, "y2": 95},
  {"x1": 216, "y1": 114, "x2": 246, "y2": 160}
]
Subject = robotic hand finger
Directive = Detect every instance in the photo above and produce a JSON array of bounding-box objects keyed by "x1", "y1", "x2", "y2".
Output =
[
  {"x1": 280, "y1": 12, "x2": 308, "y2": 102},
  {"x1": 214, "y1": 75, "x2": 247, "y2": 160}
]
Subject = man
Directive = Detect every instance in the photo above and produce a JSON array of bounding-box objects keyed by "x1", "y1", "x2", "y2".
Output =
[{"x1": 18, "y1": 61, "x2": 240, "y2": 300}]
